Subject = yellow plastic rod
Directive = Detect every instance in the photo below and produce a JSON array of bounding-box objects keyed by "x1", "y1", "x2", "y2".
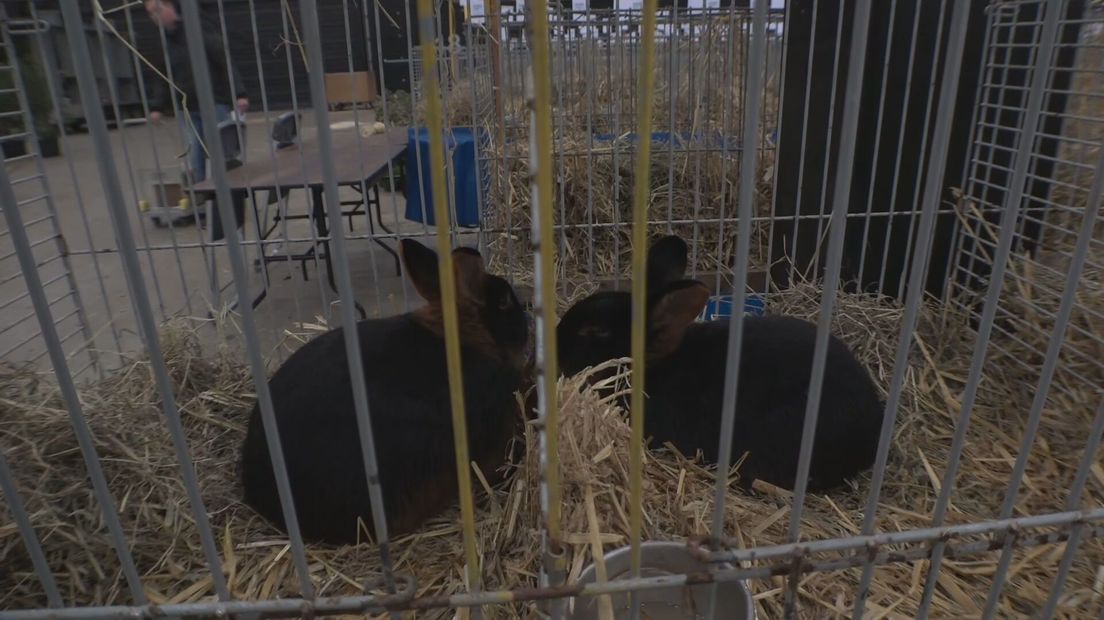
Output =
[
  {"x1": 413, "y1": 0, "x2": 483, "y2": 601},
  {"x1": 528, "y1": 0, "x2": 563, "y2": 545},
  {"x1": 629, "y1": 0, "x2": 661, "y2": 594}
]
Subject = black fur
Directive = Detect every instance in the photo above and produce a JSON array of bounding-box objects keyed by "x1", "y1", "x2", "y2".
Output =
[
  {"x1": 240, "y1": 241, "x2": 527, "y2": 545},
  {"x1": 644, "y1": 316, "x2": 883, "y2": 491},
  {"x1": 556, "y1": 235, "x2": 884, "y2": 492}
]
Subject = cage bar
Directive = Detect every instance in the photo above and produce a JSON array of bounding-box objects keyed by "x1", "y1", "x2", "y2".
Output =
[
  {"x1": 413, "y1": 0, "x2": 485, "y2": 606},
  {"x1": 979, "y1": 117, "x2": 1104, "y2": 619},
  {"x1": 1, "y1": 1, "x2": 1102, "y2": 617},
  {"x1": 176, "y1": 0, "x2": 316, "y2": 598},
  {"x1": 916, "y1": 0, "x2": 1066, "y2": 614},
  {"x1": 851, "y1": 0, "x2": 975, "y2": 615},
  {"x1": 0, "y1": 83, "x2": 146, "y2": 602},
  {"x1": 707, "y1": 4, "x2": 770, "y2": 620}
]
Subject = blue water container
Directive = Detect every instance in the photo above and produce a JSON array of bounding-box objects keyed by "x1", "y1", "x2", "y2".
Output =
[
  {"x1": 404, "y1": 127, "x2": 486, "y2": 228},
  {"x1": 698, "y1": 293, "x2": 766, "y2": 322}
]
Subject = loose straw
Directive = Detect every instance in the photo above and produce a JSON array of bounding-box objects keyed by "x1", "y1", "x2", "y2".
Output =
[
  {"x1": 629, "y1": 0, "x2": 661, "y2": 612},
  {"x1": 527, "y1": 0, "x2": 564, "y2": 549},
  {"x1": 413, "y1": 0, "x2": 483, "y2": 604}
]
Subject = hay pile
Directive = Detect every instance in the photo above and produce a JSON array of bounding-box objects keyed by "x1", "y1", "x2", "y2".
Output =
[
  {"x1": 964, "y1": 202, "x2": 1104, "y2": 417},
  {"x1": 379, "y1": 73, "x2": 487, "y2": 130},
  {"x1": 557, "y1": 19, "x2": 781, "y2": 134},
  {"x1": 476, "y1": 22, "x2": 780, "y2": 285},
  {"x1": 3, "y1": 280, "x2": 1101, "y2": 617},
  {"x1": 950, "y1": 19, "x2": 1104, "y2": 412},
  {"x1": 382, "y1": 89, "x2": 415, "y2": 128},
  {"x1": 984, "y1": 21, "x2": 1104, "y2": 411},
  {"x1": 482, "y1": 135, "x2": 776, "y2": 292},
  {"x1": 0, "y1": 326, "x2": 253, "y2": 607},
  {"x1": 389, "y1": 19, "x2": 781, "y2": 287},
  {"x1": 763, "y1": 283, "x2": 1102, "y2": 615}
]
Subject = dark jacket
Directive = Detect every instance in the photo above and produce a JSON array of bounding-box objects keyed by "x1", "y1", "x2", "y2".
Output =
[{"x1": 150, "y1": 22, "x2": 247, "y2": 113}]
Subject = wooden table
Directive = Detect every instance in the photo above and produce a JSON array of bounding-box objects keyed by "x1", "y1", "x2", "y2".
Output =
[{"x1": 194, "y1": 126, "x2": 408, "y2": 318}]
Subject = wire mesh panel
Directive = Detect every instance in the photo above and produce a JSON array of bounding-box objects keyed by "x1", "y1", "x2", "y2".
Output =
[
  {"x1": 953, "y1": 0, "x2": 1104, "y2": 401},
  {"x1": 0, "y1": 0, "x2": 1103, "y2": 618},
  {"x1": 475, "y1": 6, "x2": 787, "y2": 302},
  {"x1": 0, "y1": 3, "x2": 97, "y2": 377}
]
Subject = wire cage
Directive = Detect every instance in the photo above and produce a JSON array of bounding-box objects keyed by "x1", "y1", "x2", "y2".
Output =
[{"x1": 0, "y1": 0, "x2": 1102, "y2": 618}]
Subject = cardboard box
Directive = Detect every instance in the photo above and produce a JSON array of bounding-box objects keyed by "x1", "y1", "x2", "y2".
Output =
[
  {"x1": 324, "y1": 71, "x2": 378, "y2": 107},
  {"x1": 157, "y1": 182, "x2": 184, "y2": 207}
]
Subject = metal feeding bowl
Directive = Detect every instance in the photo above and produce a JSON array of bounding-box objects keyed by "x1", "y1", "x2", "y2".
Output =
[{"x1": 570, "y1": 541, "x2": 755, "y2": 620}]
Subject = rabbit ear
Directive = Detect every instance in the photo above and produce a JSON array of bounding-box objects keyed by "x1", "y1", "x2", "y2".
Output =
[
  {"x1": 647, "y1": 235, "x2": 689, "y2": 293},
  {"x1": 648, "y1": 280, "x2": 709, "y2": 358},
  {"x1": 401, "y1": 239, "x2": 442, "y2": 303},
  {"x1": 402, "y1": 240, "x2": 489, "y2": 305},
  {"x1": 451, "y1": 246, "x2": 486, "y2": 301}
]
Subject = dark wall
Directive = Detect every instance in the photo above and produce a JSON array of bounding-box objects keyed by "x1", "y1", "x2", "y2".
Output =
[
  {"x1": 123, "y1": 0, "x2": 371, "y2": 112},
  {"x1": 72, "y1": 0, "x2": 464, "y2": 111},
  {"x1": 770, "y1": 0, "x2": 1084, "y2": 299}
]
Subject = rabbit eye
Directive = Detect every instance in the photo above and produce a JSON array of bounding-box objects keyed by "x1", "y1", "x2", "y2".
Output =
[
  {"x1": 498, "y1": 295, "x2": 512, "y2": 310},
  {"x1": 579, "y1": 325, "x2": 611, "y2": 339}
]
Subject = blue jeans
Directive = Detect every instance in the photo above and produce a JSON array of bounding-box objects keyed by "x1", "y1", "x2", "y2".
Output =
[{"x1": 182, "y1": 103, "x2": 231, "y2": 183}]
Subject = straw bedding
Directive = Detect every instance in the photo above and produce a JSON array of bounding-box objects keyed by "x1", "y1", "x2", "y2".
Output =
[
  {"x1": 381, "y1": 20, "x2": 778, "y2": 289},
  {"x1": 478, "y1": 26, "x2": 779, "y2": 287},
  {"x1": 2, "y1": 274, "x2": 1101, "y2": 617},
  {"x1": 482, "y1": 136, "x2": 776, "y2": 300}
]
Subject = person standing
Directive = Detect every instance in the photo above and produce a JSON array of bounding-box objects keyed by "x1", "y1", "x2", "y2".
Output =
[
  {"x1": 144, "y1": 0, "x2": 249, "y2": 244},
  {"x1": 144, "y1": 0, "x2": 249, "y2": 185}
]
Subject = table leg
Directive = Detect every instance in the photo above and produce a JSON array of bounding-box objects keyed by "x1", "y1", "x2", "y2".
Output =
[
  {"x1": 367, "y1": 183, "x2": 401, "y2": 276},
  {"x1": 312, "y1": 186, "x2": 367, "y2": 320},
  {"x1": 250, "y1": 191, "x2": 269, "y2": 310}
]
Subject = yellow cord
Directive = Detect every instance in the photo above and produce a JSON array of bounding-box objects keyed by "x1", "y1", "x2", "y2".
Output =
[
  {"x1": 282, "y1": 0, "x2": 310, "y2": 70},
  {"x1": 414, "y1": 0, "x2": 483, "y2": 601},
  {"x1": 373, "y1": 0, "x2": 401, "y2": 30},
  {"x1": 629, "y1": 0, "x2": 661, "y2": 584},
  {"x1": 528, "y1": 0, "x2": 563, "y2": 545}
]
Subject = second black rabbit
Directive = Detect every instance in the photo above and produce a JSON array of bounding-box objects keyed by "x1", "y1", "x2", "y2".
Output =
[{"x1": 556, "y1": 235, "x2": 884, "y2": 492}]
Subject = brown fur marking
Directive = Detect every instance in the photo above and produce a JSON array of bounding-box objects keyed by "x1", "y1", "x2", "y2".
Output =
[
  {"x1": 648, "y1": 283, "x2": 710, "y2": 360},
  {"x1": 412, "y1": 298, "x2": 501, "y2": 362}
]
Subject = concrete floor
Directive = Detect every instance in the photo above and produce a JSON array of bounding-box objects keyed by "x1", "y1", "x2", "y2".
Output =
[{"x1": 1, "y1": 109, "x2": 479, "y2": 376}]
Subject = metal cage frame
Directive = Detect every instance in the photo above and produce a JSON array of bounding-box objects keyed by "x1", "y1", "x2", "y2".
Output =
[{"x1": 1, "y1": 0, "x2": 1102, "y2": 618}]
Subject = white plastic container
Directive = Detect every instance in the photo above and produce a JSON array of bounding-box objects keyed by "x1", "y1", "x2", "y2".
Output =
[{"x1": 571, "y1": 541, "x2": 756, "y2": 619}]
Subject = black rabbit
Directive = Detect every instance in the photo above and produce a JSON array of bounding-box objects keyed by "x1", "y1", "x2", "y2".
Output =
[
  {"x1": 556, "y1": 235, "x2": 884, "y2": 492},
  {"x1": 241, "y1": 239, "x2": 529, "y2": 544}
]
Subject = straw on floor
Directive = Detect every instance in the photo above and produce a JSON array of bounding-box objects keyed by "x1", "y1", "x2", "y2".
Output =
[{"x1": 2, "y1": 271, "x2": 1100, "y2": 617}]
